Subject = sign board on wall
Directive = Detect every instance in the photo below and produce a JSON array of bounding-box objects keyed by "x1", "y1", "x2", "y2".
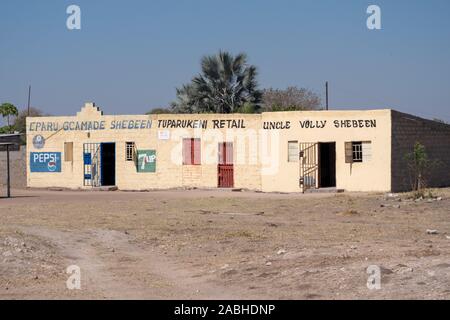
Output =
[
  {"x1": 32, "y1": 135, "x2": 45, "y2": 149},
  {"x1": 158, "y1": 130, "x2": 170, "y2": 140},
  {"x1": 137, "y1": 150, "x2": 156, "y2": 172},
  {"x1": 30, "y1": 152, "x2": 61, "y2": 172}
]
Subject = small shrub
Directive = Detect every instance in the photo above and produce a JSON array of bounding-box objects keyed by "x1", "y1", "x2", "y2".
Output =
[{"x1": 404, "y1": 142, "x2": 430, "y2": 192}]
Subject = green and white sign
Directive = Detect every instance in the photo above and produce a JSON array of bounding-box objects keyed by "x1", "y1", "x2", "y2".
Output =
[{"x1": 137, "y1": 150, "x2": 156, "y2": 172}]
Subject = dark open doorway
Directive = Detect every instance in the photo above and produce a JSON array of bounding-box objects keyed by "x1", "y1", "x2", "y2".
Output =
[
  {"x1": 101, "y1": 143, "x2": 116, "y2": 186},
  {"x1": 318, "y1": 142, "x2": 336, "y2": 188}
]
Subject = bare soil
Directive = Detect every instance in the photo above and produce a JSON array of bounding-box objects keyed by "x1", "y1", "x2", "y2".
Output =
[{"x1": 1, "y1": 187, "x2": 450, "y2": 300}]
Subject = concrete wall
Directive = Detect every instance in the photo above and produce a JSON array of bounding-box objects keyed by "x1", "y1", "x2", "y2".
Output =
[
  {"x1": 391, "y1": 111, "x2": 450, "y2": 192},
  {"x1": 25, "y1": 103, "x2": 395, "y2": 192},
  {"x1": 0, "y1": 148, "x2": 26, "y2": 189}
]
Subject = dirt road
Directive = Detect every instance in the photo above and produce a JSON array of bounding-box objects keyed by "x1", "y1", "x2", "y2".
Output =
[{"x1": 1, "y1": 188, "x2": 450, "y2": 299}]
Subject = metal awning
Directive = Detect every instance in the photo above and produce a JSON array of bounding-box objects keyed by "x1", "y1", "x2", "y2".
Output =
[
  {"x1": 1, "y1": 133, "x2": 22, "y2": 198},
  {"x1": 0, "y1": 133, "x2": 22, "y2": 144}
]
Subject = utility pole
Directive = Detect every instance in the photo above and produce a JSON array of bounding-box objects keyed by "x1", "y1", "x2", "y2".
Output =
[
  {"x1": 27, "y1": 85, "x2": 31, "y2": 116},
  {"x1": 6, "y1": 144, "x2": 11, "y2": 198},
  {"x1": 325, "y1": 81, "x2": 329, "y2": 110}
]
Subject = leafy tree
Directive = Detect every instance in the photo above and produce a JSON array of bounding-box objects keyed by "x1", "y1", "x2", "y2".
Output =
[
  {"x1": 171, "y1": 51, "x2": 262, "y2": 114},
  {"x1": 13, "y1": 107, "x2": 44, "y2": 134},
  {"x1": 261, "y1": 87, "x2": 321, "y2": 112},
  {"x1": 0, "y1": 126, "x2": 13, "y2": 134},
  {"x1": 0, "y1": 102, "x2": 19, "y2": 132}
]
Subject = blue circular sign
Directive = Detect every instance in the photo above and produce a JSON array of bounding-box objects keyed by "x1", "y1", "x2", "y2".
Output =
[{"x1": 33, "y1": 135, "x2": 45, "y2": 149}]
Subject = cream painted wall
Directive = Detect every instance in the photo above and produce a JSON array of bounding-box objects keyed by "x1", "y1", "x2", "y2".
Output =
[
  {"x1": 260, "y1": 110, "x2": 392, "y2": 192},
  {"x1": 26, "y1": 103, "x2": 392, "y2": 192}
]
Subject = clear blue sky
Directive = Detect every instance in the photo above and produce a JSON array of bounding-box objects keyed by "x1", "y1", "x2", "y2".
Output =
[{"x1": 1, "y1": 0, "x2": 449, "y2": 122}]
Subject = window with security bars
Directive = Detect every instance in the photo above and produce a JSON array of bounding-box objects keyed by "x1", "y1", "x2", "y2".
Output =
[
  {"x1": 288, "y1": 141, "x2": 298, "y2": 162},
  {"x1": 352, "y1": 142, "x2": 363, "y2": 162},
  {"x1": 126, "y1": 142, "x2": 135, "y2": 161},
  {"x1": 345, "y1": 141, "x2": 371, "y2": 163},
  {"x1": 183, "y1": 138, "x2": 201, "y2": 165}
]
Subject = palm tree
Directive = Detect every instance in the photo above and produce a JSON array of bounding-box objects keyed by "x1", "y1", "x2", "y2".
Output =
[
  {"x1": 172, "y1": 51, "x2": 262, "y2": 113},
  {"x1": 0, "y1": 102, "x2": 19, "y2": 131}
]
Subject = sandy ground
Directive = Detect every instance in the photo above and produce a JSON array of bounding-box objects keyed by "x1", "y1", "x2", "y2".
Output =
[{"x1": 1, "y1": 187, "x2": 450, "y2": 300}]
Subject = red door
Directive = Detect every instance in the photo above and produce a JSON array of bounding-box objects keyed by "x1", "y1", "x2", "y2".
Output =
[{"x1": 218, "y1": 142, "x2": 234, "y2": 188}]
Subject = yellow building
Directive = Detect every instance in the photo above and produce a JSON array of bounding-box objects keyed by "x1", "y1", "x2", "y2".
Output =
[{"x1": 26, "y1": 103, "x2": 450, "y2": 193}]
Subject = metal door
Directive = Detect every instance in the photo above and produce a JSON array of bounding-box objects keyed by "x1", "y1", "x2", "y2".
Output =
[
  {"x1": 83, "y1": 143, "x2": 101, "y2": 187},
  {"x1": 299, "y1": 142, "x2": 318, "y2": 193},
  {"x1": 218, "y1": 142, "x2": 234, "y2": 188}
]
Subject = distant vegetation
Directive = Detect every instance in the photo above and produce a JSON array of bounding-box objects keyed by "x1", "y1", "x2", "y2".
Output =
[
  {"x1": 261, "y1": 86, "x2": 322, "y2": 112},
  {"x1": 0, "y1": 104, "x2": 44, "y2": 145},
  {"x1": 146, "y1": 108, "x2": 173, "y2": 115},
  {"x1": 13, "y1": 107, "x2": 45, "y2": 134}
]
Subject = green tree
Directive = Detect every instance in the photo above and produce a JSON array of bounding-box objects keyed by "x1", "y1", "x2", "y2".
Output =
[
  {"x1": 172, "y1": 51, "x2": 262, "y2": 114},
  {"x1": 0, "y1": 102, "x2": 19, "y2": 133}
]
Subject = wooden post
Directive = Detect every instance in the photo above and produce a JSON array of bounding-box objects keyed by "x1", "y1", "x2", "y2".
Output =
[{"x1": 27, "y1": 85, "x2": 31, "y2": 116}]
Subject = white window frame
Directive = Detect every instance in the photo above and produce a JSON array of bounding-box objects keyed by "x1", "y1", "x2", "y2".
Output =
[{"x1": 126, "y1": 142, "x2": 135, "y2": 161}]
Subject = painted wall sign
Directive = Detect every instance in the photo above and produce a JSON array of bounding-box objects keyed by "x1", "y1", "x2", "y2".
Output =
[
  {"x1": 30, "y1": 152, "x2": 61, "y2": 172},
  {"x1": 32, "y1": 135, "x2": 45, "y2": 149},
  {"x1": 212, "y1": 119, "x2": 245, "y2": 129},
  {"x1": 158, "y1": 119, "x2": 208, "y2": 129},
  {"x1": 28, "y1": 119, "x2": 152, "y2": 132},
  {"x1": 137, "y1": 150, "x2": 156, "y2": 172},
  {"x1": 263, "y1": 121, "x2": 291, "y2": 130},
  {"x1": 333, "y1": 119, "x2": 376, "y2": 128},
  {"x1": 157, "y1": 119, "x2": 246, "y2": 129},
  {"x1": 262, "y1": 119, "x2": 377, "y2": 130},
  {"x1": 299, "y1": 120, "x2": 327, "y2": 129}
]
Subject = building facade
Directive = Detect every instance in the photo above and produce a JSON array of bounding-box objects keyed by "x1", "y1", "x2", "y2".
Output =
[{"x1": 26, "y1": 103, "x2": 450, "y2": 193}]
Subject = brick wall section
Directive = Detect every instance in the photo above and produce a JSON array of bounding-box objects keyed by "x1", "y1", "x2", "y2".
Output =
[
  {"x1": 0, "y1": 148, "x2": 26, "y2": 189},
  {"x1": 391, "y1": 110, "x2": 450, "y2": 192}
]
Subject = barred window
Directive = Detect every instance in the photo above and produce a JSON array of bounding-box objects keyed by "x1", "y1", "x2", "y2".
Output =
[
  {"x1": 288, "y1": 141, "x2": 298, "y2": 162},
  {"x1": 126, "y1": 142, "x2": 135, "y2": 161},
  {"x1": 346, "y1": 141, "x2": 372, "y2": 163},
  {"x1": 352, "y1": 142, "x2": 363, "y2": 162}
]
